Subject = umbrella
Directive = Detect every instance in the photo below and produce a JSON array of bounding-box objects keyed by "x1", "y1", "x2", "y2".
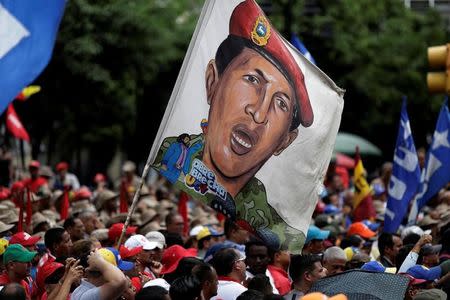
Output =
[
  {"x1": 334, "y1": 132, "x2": 382, "y2": 156},
  {"x1": 331, "y1": 152, "x2": 355, "y2": 169},
  {"x1": 310, "y1": 270, "x2": 409, "y2": 300}
]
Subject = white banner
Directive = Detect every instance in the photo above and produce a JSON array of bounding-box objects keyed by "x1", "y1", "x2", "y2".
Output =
[{"x1": 150, "y1": 0, "x2": 344, "y2": 253}]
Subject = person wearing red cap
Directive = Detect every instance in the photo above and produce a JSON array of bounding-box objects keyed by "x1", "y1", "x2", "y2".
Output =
[
  {"x1": 346, "y1": 222, "x2": 376, "y2": 240},
  {"x1": 54, "y1": 161, "x2": 80, "y2": 191},
  {"x1": 153, "y1": 0, "x2": 313, "y2": 251},
  {"x1": 160, "y1": 245, "x2": 197, "y2": 276},
  {"x1": 108, "y1": 223, "x2": 137, "y2": 247},
  {"x1": 9, "y1": 232, "x2": 40, "y2": 251},
  {"x1": 22, "y1": 160, "x2": 48, "y2": 193}
]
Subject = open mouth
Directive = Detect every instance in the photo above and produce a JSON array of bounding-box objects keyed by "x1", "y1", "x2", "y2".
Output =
[{"x1": 230, "y1": 125, "x2": 258, "y2": 155}]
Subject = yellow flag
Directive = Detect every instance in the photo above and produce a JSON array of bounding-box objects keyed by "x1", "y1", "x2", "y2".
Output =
[
  {"x1": 353, "y1": 154, "x2": 372, "y2": 208},
  {"x1": 16, "y1": 85, "x2": 41, "y2": 101}
]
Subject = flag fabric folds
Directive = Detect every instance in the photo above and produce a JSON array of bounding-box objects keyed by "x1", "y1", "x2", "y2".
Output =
[
  {"x1": 352, "y1": 148, "x2": 376, "y2": 221},
  {"x1": 178, "y1": 192, "x2": 189, "y2": 237},
  {"x1": 119, "y1": 181, "x2": 129, "y2": 213},
  {"x1": 353, "y1": 149, "x2": 371, "y2": 208},
  {"x1": 384, "y1": 99, "x2": 420, "y2": 233},
  {"x1": 409, "y1": 100, "x2": 450, "y2": 223},
  {"x1": 149, "y1": 0, "x2": 344, "y2": 253},
  {"x1": 6, "y1": 104, "x2": 29, "y2": 142},
  {"x1": 291, "y1": 33, "x2": 316, "y2": 65},
  {"x1": 0, "y1": 0, "x2": 65, "y2": 114},
  {"x1": 15, "y1": 85, "x2": 41, "y2": 101},
  {"x1": 60, "y1": 188, "x2": 70, "y2": 221}
]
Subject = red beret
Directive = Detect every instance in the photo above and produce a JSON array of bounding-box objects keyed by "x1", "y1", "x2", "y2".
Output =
[
  {"x1": 56, "y1": 162, "x2": 69, "y2": 172},
  {"x1": 229, "y1": 0, "x2": 313, "y2": 127}
]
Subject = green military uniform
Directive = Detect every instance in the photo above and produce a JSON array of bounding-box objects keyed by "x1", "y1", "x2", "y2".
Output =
[{"x1": 152, "y1": 133, "x2": 305, "y2": 253}]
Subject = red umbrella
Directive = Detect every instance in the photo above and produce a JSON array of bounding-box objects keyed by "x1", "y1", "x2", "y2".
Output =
[{"x1": 335, "y1": 152, "x2": 355, "y2": 169}]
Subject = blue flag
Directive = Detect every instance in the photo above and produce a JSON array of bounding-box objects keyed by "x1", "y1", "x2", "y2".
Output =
[
  {"x1": 291, "y1": 33, "x2": 316, "y2": 65},
  {"x1": 384, "y1": 98, "x2": 420, "y2": 233},
  {"x1": 408, "y1": 99, "x2": 450, "y2": 223},
  {"x1": 0, "y1": 0, "x2": 65, "y2": 114}
]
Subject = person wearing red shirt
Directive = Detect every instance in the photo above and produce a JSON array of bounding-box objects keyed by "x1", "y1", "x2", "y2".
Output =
[
  {"x1": 0, "y1": 244, "x2": 37, "y2": 300},
  {"x1": 22, "y1": 160, "x2": 48, "y2": 193},
  {"x1": 267, "y1": 248, "x2": 291, "y2": 296}
]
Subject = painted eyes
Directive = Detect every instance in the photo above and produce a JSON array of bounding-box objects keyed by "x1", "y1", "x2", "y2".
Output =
[
  {"x1": 243, "y1": 74, "x2": 260, "y2": 84},
  {"x1": 243, "y1": 74, "x2": 290, "y2": 113},
  {"x1": 276, "y1": 97, "x2": 289, "y2": 112}
]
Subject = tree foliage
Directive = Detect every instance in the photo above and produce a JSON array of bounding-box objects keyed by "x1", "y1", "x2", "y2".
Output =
[
  {"x1": 292, "y1": 0, "x2": 448, "y2": 157},
  {"x1": 17, "y1": 0, "x2": 202, "y2": 176}
]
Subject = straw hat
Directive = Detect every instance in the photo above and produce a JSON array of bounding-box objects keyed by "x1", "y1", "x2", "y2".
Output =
[
  {"x1": 0, "y1": 210, "x2": 19, "y2": 224},
  {"x1": 0, "y1": 221, "x2": 14, "y2": 234},
  {"x1": 95, "y1": 190, "x2": 119, "y2": 210},
  {"x1": 31, "y1": 212, "x2": 50, "y2": 231}
]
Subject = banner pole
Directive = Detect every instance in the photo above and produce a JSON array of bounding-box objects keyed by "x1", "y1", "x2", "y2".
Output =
[{"x1": 116, "y1": 154, "x2": 154, "y2": 248}]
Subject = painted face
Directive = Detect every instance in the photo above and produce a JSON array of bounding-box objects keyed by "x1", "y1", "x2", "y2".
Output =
[{"x1": 205, "y1": 47, "x2": 297, "y2": 182}]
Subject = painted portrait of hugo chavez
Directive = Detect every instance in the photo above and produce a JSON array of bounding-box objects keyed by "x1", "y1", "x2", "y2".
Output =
[{"x1": 152, "y1": 0, "x2": 314, "y2": 251}]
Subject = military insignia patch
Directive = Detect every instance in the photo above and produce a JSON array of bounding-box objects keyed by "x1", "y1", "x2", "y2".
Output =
[{"x1": 251, "y1": 16, "x2": 271, "y2": 46}]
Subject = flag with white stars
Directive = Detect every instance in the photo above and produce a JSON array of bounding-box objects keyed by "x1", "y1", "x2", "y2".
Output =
[
  {"x1": 384, "y1": 98, "x2": 420, "y2": 233},
  {"x1": 408, "y1": 99, "x2": 450, "y2": 223},
  {"x1": 0, "y1": 0, "x2": 66, "y2": 114}
]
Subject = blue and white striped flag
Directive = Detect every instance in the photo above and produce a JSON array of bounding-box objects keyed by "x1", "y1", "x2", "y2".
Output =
[
  {"x1": 384, "y1": 98, "x2": 420, "y2": 233},
  {"x1": 291, "y1": 33, "x2": 316, "y2": 65}
]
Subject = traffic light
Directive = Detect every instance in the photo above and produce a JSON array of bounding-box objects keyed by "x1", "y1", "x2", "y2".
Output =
[{"x1": 427, "y1": 44, "x2": 450, "y2": 94}]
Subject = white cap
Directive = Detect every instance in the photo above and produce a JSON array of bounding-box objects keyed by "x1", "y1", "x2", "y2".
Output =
[
  {"x1": 125, "y1": 234, "x2": 159, "y2": 250},
  {"x1": 143, "y1": 278, "x2": 170, "y2": 291},
  {"x1": 189, "y1": 225, "x2": 204, "y2": 237},
  {"x1": 145, "y1": 231, "x2": 165, "y2": 249}
]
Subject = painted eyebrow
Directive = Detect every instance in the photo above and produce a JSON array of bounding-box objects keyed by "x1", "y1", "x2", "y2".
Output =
[
  {"x1": 254, "y1": 68, "x2": 292, "y2": 103},
  {"x1": 255, "y1": 68, "x2": 268, "y2": 84}
]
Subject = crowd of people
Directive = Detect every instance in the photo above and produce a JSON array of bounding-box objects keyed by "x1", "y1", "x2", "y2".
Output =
[{"x1": 0, "y1": 156, "x2": 448, "y2": 300}]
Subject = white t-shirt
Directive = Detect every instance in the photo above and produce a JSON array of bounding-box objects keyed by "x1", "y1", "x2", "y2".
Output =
[{"x1": 211, "y1": 280, "x2": 247, "y2": 300}]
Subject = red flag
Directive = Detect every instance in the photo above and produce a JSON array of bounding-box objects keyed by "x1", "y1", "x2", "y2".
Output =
[
  {"x1": 26, "y1": 189, "x2": 32, "y2": 226},
  {"x1": 60, "y1": 188, "x2": 70, "y2": 220},
  {"x1": 17, "y1": 191, "x2": 24, "y2": 232},
  {"x1": 178, "y1": 192, "x2": 189, "y2": 237},
  {"x1": 6, "y1": 104, "x2": 30, "y2": 142},
  {"x1": 119, "y1": 181, "x2": 129, "y2": 213}
]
